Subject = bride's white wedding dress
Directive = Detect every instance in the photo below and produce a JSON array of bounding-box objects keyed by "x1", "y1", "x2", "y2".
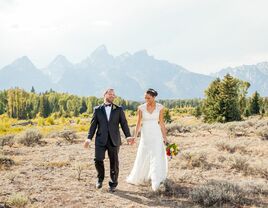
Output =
[{"x1": 126, "y1": 103, "x2": 168, "y2": 191}]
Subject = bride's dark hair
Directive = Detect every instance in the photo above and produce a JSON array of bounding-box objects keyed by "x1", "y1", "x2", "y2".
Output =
[{"x1": 146, "y1": 88, "x2": 158, "y2": 97}]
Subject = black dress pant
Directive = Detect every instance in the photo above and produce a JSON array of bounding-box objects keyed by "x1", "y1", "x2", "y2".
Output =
[{"x1": 94, "y1": 135, "x2": 119, "y2": 188}]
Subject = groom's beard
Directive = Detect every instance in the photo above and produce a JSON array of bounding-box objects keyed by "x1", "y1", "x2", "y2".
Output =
[{"x1": 105, "y1": 98, "x2": 114, "y2": 104}]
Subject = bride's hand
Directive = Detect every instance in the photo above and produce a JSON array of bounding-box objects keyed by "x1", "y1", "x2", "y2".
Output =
[{"x1": 163, "y1": 139, "x2": 168, "y2": 145}]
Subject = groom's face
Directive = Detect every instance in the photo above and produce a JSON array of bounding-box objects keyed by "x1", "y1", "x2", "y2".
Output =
[{"x1": 104, "y1": 90, "x2": 116, "y2": 103}]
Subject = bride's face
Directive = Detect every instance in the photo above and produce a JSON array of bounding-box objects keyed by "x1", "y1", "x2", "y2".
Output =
[{"x1": 144, "y1": 93, "x2": 155, "y2": 104}]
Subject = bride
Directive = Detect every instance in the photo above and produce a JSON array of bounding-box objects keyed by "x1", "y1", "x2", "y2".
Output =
[{"x1": 126, "y1": 88, "x2": 168, "y2": 191}]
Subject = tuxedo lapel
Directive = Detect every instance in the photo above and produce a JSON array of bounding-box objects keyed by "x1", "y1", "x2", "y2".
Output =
[
  {"x1": 108, "y1": 104, "x2": 116, "y2": 123},
  {"x1": 101, "y1": 104, "x2": 108, "y2": 122}
]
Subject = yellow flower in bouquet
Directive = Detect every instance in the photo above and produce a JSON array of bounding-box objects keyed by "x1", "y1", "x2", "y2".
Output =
[{"x1": 166, "y1": 143, "x2": 179, "y2": 159}]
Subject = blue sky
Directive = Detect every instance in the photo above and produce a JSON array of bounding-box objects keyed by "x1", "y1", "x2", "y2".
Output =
[{"x1": 1, "y1": 0, "x2": 268, "y2": 74}]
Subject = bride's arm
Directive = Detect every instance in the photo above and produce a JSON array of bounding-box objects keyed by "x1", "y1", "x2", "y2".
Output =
[
  {"x1": 134, "y1": 109, "x2": 142, "y2": 139},
  {"x1": 159, "y1": 109, "x2": 168, "y2": 144}
]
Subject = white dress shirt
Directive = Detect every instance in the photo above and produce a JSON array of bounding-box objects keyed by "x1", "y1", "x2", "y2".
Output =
[{"x1": 105, "y1": 105, "x2": 112, "y2": 121}]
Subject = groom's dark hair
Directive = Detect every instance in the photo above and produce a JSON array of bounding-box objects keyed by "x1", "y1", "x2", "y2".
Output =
[{"x1": 146, "y1": 88, "x2": 158, "y2": 97}]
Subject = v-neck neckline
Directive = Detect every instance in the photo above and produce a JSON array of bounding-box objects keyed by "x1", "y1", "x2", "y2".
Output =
[{"x1": 146, "y1": 103, "x2": 156, "y2": 115}]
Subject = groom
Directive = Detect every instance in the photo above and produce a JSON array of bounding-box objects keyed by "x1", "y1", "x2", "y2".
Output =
[{"x1": 84, "y1": 88, "x2": 134, "y2": 192}]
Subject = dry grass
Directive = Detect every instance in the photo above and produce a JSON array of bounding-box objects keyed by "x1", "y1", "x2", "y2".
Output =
[
  {"x1": 0, "y1": 116, "x2": 267, "y2": 207},
  {"x1": 216, "y1": 142, "x2": 248, "y2": 154},
  {"x1": 6, "y1": 193, "x2": 29, "y2": 208},
  {"x1": 180, "y1": 151, "x2": 212, "y2": 170},
  {"x1": 229, "y1": 155, "x2": 250, "y2": 173},
  {"x1": 256, "y1": 126, "x2": 268, "y2": 140},
  {"x1": 48, "y1": 129, "x2": 78, "y2": 143},
  {"x1": 41, "y1": 160, "x2": 71, "y2": 168},
  {"x1": 6, "y1": 171, "x2": 19, "y2": 183}
]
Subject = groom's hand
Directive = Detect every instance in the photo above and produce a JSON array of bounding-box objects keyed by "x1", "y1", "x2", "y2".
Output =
[{"x1": 83, "y1": 139, "x2": 91, "y2": 148}]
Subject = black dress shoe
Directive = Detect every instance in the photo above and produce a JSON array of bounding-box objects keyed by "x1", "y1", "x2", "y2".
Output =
[
  {"x1": 108, "y1": 186, "x2": 116, "y2": 192},
  {"x1": 96, "y1": 181, "x2": 103, "y2": 189}
]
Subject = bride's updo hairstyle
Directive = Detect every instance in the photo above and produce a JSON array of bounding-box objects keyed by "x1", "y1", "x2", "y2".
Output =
[{"x1": 146, "y1": 88, "x2": 158, "y2": 97}]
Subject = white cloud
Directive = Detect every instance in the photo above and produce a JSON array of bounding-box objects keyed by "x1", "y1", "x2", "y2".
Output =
[{"x1": 0, "y1": 0, "x2": 268, "y2": 73}]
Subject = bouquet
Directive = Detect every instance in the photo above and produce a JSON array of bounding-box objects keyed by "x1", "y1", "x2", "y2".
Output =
[{"x1": 166, "y1": 143, "x2": 179, "y2": 159}]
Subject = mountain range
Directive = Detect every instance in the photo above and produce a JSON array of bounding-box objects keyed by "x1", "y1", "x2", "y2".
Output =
[{"x1": 0, "y1": 45, "x2": 267, "y2": 100}]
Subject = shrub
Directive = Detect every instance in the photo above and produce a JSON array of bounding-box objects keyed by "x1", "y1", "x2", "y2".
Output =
[
  {"x1": 50, "y1": 129, "x2": 77, "y2": 143},
  {"x1": 230, "y1": 156, "x2": 249, "y2": 173},
  {"x1": 227, "y1": 123, "x2": 247, "y2": 138},
  {"x1": 6, "y1": 193, "x2": 28, "y2": 208},
  {"x1": 256, "y1": 126, "x2": 268, "y2": 140},
  {"x1": 37, "y1": 117, "x2": 45, "y2": 126},
  {"x1": 181, "y1": 152, "x2": 211, "y2": 170},
  {"x1": 163, "y1": 178, "x2": 190, "y2": 198},
  {"x1": 216, "y1": 142, "x2": 247, "y2": 154},
  {"x1": 0, "y1": 134, "x2": 15, "y2": 147},
  {"x1": 45, "y1": 116, "x2": 55, "y2": 125},
  {"x1": 0, "y1": 156, "x2": 15, "y2": 169},
  {"x1": 190, "y1": 180, "x2": 245, "y2": 207},
  {"x1": 16, "y1": 128, "x2": 42, "y2": 146},
  {"x1": 74, "y1": 162, "x2": 83, "y2": 181},
  {"x1": 166, "y1": 123, "x2": 191, "y2": 135},
  {"x1": 42, "y1": 160, "x2": 70, "y2": 168}
]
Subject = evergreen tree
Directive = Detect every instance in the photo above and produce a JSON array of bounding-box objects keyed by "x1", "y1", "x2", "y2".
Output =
[
  {"x1": 0, "y1": 90, "x2": 7, "y2": 115},
  {"x1": 238, "y1": 81, "x2": 250, "y2": 115},
  {"x1": 203, "y1": 74, "x2": 244, "y2": 123},
  {"x1": 31, "y1": 86, "x2": 35, "y2": 93},
  {"x1": 163, "y1": 108, "x2": 172, "y2": 123},
  {"x1": 219, "y1": 74, "x2": 241, "y2": 122},
  {"x1": 202, "y1": 78, "x2": 223, "y2": 123},
  {"x1": 80, "y1": 98, "x2": 87, "y2": 114},
  {"x1": 249, "y1": 91, "x2": 261, "y2": 115},
  {"x1": 38, "y1": 94, "x2": 45, "y2": 117},
  {"x1": 244, "y1": 108, "x2": 250, "y2": 117},
  {"x1": 194, "y1": 106, "x2": 202, "y2": 118}
]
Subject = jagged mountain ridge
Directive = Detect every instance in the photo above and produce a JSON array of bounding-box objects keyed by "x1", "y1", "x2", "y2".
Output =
[{"x1": 1, "y1": 46, "x2": 267, "y2": 99}]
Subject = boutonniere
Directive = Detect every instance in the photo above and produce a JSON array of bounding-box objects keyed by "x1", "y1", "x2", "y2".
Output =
[{"x1": 112, "y1": 104, "x2": 117, "y2": 110}]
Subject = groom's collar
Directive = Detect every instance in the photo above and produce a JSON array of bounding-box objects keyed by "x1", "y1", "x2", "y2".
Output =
[
  {"x1": 104, "y1": 103, "x2": 112, "y2": 107},
  {"x1": 102, "y1": 103, "x2": 118, "y2": 110}
]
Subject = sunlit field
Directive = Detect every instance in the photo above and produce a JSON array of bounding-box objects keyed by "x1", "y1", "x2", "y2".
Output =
[{"x1": 1, "y1": 111, "x2": 267, "y2": 207}]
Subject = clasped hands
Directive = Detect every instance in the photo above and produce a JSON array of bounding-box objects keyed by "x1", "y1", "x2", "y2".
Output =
[
  {"x1": 126, "y1": 137, "x2": 135, "y2": 145},
  {"x1": 83, "y1": 136, "x2": 136, "y2": 149}
]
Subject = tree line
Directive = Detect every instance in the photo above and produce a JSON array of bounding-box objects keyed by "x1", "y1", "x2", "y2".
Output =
[
  {"x1": 1, "y1": 75, "x2": 267, "y2": 123},
  {"x1": 0, "y1": 88, "x2": 141, "y2": 119},
  {"x1": 0, "y1": 88, "x2": 206, "y2": 120},
  {"x1": 158, "y1": 98, "x2": 202, "y2": 109}
]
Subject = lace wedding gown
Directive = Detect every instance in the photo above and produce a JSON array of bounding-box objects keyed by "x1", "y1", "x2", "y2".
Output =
[{"x1": 126, "y1": 103, "x2": 168, "y2": 191}]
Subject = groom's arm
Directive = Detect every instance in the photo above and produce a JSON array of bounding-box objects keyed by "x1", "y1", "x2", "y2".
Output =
[
  {"x1": 87, "y1": 107, "x2": 98, "y2": 141},
  {"x1": 119, "y1": 107, "x2": 131, "y2": 138}
]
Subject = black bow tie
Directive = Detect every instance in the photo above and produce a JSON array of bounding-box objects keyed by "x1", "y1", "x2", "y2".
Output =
[{"x1": 104, "y1": 103, "x2": 112, "y2": 107}]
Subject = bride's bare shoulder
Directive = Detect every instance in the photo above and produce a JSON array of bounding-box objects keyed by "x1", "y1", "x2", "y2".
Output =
[
  {"x1": 156, "y1": 103, "x2": 164, "y2": 110},
  {"x1": 138, "y1": 103, "x2": 146, "y2": 111}
]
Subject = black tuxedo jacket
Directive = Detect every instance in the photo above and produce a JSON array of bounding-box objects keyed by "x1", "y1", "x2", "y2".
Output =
[{"x1": 87, "y1": 103, "x2": 131, "y2": 146}]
